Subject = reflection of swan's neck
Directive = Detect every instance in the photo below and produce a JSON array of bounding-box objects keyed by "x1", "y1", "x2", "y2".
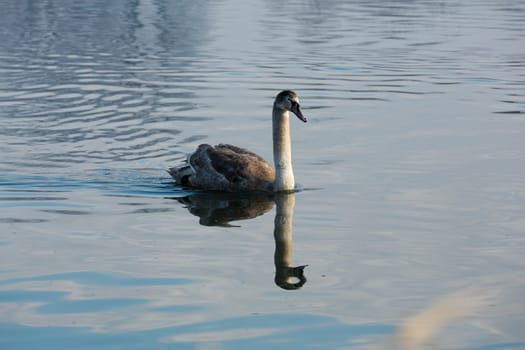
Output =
[
  {"x1": 273, "y1": 193, "x2": 307, "y2": 290},
  {"x1": 274, "y1": 193, "x2": 295, "y2": 267},
  {"x1": 273, "y1": 106, "x2": 294, "y2": 192}
]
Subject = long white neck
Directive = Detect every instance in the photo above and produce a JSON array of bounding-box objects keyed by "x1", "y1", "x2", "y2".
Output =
[{"x1": 272, "y1": 106, "x2": 295, "y2": 192}]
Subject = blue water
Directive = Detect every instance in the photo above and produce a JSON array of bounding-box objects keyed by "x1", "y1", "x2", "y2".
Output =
[{"x1": 1, "y1": 1, "x2": 525, "y2": 349}]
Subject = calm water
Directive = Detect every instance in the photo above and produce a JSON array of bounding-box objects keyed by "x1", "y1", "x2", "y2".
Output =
[{"x1": 1, "y1": 1, "x2": 525, "y2": 349}]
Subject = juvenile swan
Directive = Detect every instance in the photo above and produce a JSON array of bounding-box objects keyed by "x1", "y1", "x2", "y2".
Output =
[{"x1": 168, "y1": 90, "x2": 307, "y2": 192}]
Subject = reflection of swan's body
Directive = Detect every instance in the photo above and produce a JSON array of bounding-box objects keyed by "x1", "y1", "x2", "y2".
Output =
[
  {"x1": 168, "y1": 90, "x2": 307, "y2": 192},
  {"x1": 174, "y1": 193, "x2": 274, "y2": 227}
]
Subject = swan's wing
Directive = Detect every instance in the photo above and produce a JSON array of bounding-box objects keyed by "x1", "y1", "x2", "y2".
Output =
[
  {"x1": 185, "y1": 144, "x2": 274, "y2": 192},
  {"x1": 207, "y1": 144, "x2": 275, "y2": 184},
  {"x1": 215, "y1": 144, "x2": 269, "y2": 164}
]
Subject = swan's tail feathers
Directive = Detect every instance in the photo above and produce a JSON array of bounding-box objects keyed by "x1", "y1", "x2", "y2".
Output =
[{"x1": 168, "y1": 165, "x2": 193, "y2": 186}]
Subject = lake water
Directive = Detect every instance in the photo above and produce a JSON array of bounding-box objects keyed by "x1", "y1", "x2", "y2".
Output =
[{"x1": 1, "y1": 1, "x2": 524, "y2": 349}]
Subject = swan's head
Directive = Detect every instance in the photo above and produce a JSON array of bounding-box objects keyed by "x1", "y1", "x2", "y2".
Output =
[{"x1": 274, "y1": 90, "x2": 307, "y2": 123}]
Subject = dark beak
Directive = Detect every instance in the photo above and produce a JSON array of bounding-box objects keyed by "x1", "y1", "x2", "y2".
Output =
[{"x1": 291, "y1": 102, "x2": 307, "y2": 122}]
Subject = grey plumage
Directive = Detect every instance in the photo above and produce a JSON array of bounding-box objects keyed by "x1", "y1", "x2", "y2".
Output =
[{"x1": 169, "y1": 144, "x2": 275, "y2": 192}]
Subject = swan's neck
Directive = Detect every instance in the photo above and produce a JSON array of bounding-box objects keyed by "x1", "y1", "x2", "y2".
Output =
[{"x1": 272, "y1": 106, "x2": 295, "y2": 192}]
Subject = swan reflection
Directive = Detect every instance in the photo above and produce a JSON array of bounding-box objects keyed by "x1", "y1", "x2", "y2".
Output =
[
  {"x1": 273, "y1": 193, "x2": 307, "y2": 290},
  {"x1": 174, "y1": 192, "x2": 274, "y2": 227},
  {"x1": 170, "y1": 192, "x2": 307, "y2": 289}
]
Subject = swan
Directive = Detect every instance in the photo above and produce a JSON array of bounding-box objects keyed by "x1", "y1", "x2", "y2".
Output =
[{"x1": 168, "y1": 90, "x2": 307, "y2": 192}]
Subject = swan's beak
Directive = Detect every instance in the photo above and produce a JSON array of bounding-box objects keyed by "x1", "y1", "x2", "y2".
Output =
[{"x1": 291, "y1": 102, "x2": 307, "y2": 122}]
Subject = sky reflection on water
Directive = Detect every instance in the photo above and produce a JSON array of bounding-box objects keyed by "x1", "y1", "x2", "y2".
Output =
[{"x1": 1, "y1": 0, "x2": 524, "y2": 349}]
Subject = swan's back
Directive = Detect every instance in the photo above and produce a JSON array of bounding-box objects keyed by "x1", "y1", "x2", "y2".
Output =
[{"x1": 170, "y1": 144, "x2": 275, "y2": 192}]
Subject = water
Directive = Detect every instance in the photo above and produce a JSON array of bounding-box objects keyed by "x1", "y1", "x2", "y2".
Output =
[{"x1": 1, "y1": 0, "x2": 524, "y2": 349}]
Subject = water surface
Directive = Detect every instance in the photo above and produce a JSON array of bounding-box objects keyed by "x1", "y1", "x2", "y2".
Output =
[{"x1": 1, "y1": 1, "x2": 524, "y2": 349}]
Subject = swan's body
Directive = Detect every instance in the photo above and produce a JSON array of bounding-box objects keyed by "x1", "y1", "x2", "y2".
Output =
[{"x1": 168, "y1": 90, "x2": 307, "y2": 192}]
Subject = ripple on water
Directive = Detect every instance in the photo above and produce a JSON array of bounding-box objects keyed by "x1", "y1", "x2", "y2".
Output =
[
  {"x1": 0, "y1": 1, "x2": 524, "y2": 348},
  {"x1": 0, "y1": 50, "x2": 217, "y2": 173}
]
